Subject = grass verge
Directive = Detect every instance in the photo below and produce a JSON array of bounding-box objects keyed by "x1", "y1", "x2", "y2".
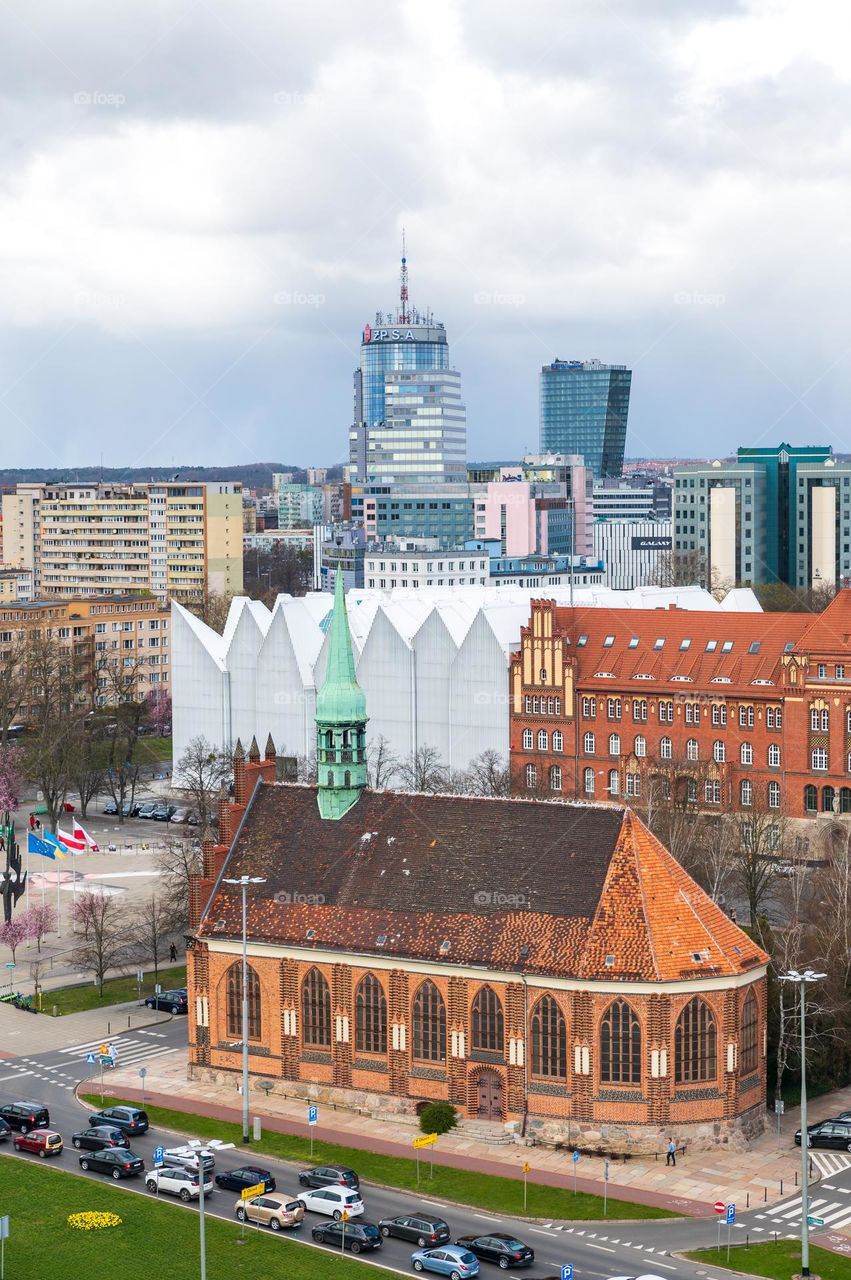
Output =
[
  {"x1": 0, "y1": 1154, "x2": 366, "y2": 1280},
  {"x1": 686, "y1": 1242, "x2": 851, "y2": 1280},
  {"x1": 81, "y1": 1092, "x2": 673, "y2": 1221},
  {"x1": 47, "y1": 965, "x2": 187, "y2": 1015},
  {"x1": 136, "y1": 735, "x2": 173, "y2": 765}
]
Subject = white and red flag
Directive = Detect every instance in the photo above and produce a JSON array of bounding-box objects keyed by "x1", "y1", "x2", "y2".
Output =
[
  {"x1": 74, "y1": 823, "x2": 99, "y2": 852},
  {"x1": 57, "y1": 827, "x2": 86, "y2": 851}
]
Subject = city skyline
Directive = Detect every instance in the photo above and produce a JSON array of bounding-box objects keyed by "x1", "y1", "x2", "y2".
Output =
[{"x1": 1, "y1": 1, "x2": 849, "y2": 474}]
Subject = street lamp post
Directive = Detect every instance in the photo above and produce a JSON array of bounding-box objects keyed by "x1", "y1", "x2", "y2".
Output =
[
  {"x1": 780, "y1": 968, "x2": 825, "y2": 1279},
  {"x1": 165, "y1": 1139, "x2": 234, "y2": 1280},
  {"x1": 223, "y1": 874, "x2": 266, "y2": 1143}
]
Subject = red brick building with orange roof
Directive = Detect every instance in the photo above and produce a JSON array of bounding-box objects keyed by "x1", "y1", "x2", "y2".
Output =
[
  {"x1": 509, "y1": 587, "x2": 851, "y2": 823},
  {"x1": 185, "y1": 575, "x2": 769, "y2": 1151}
]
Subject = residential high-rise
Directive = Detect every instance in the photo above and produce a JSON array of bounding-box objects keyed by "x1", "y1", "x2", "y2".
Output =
[
  {"x1": 539, "y1": 359, "x2": 632, "y2": 480},
  {"x1": 673, "y1": 444, "x2": 851, "y2": 589},
  {"x1": 2, "y1": 481, "x2": 243, "y2": 603},
  {"x1": 349, "y1": 246, "x2": 466, "y2": 486}
]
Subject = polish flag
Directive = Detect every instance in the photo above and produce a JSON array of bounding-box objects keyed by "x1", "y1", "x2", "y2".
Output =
[
  {"x1": 74, "y1": 824, "x2": 100, "y2": 852},
  {"x1": 57, "y1": 827, "x2": 86, "y2": 851}
]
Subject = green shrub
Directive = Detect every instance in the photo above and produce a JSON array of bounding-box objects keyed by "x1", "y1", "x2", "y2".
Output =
[{"x1": 419, "y1": 1102, "x2": 458, "y2": 1135}]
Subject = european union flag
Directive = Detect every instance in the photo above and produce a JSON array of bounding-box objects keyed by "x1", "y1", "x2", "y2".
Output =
[{"x1": 28, "y1": 832, "x2": 56, "y2": 859}]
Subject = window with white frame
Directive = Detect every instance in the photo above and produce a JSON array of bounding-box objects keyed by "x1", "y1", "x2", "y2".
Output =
[
  {"x1": 583, "y1": 767, "x2": 595, "y2": 794},
  {"x1": 537, "y1": 729, "x2": 548, "y2": 751},
  {"x1": 768, "y1": 780, "x2": 781, "y2": 809},
  {"x1": 740, "y1": 742, "x2": 752, "y2": 765},
  {"x1": 739, "y1": 705, "x2": 754, "y2": 728},
  {"x1": 607, "y1": 697, "x2": 622, "y2": 721},
  {"x1": 812, "y1": 748, "x2": 828, "y2": 770},
  {"x1": 634, "y1": 735, "x2": 646, "y2": 757},
  {"x1": 549, "y1": 765, "x2": 562, "y2": 792},
  {"x1": 768, "y1": 743, "x2": 780, "y2": 767},
  {"x1": 608, "y1": 769, "x2": 620, "y2": 795},
  {"x1": 582, "y1": 696, "x2": 596, "y2": 719},
  {"x1": 625, "y1": 771, "x2": 640, "y2": 796},
  {"x1": 686, "y1": 738, "x2": 699, "y2": 761},
  {"x1": 632, "y1": 698, "x2": 647, "y2": 722},
  {"x1": 704, "y1": 780, "x2": 720, "y2": 804},
  {"x1": 584, "y1": 732, "x2": 596, "y2": 754},
  {"x1": 659, "y1": 700, "x2": 673, "y2": 723},
  {"x1": 552, "y1": 730, "x2": 562, "y2": 752},
  {"x1": 522, "y1": 728, "x2": 533, "y2": 750},
  {"x1": 712, "y1": 703, "x2": 727, "y2": 726},
  {"x1": 524, "y1": 695, "x2": 532, "y2": 713},
  {"x1": 740, "y1": 779, "x2": 753, "y2": 807},
  {"x1": 525, "y1": 764, "x2": 537, "y2": 788},
  {"x1": 714, "y1": 740, "x2": 726, "y2": 763},
  {"x1": 609, "y1": 733, "x2": 621, "y2": 756},
  {"x1": 660, "y1": 736, "x2": 672, "y2": 760}
]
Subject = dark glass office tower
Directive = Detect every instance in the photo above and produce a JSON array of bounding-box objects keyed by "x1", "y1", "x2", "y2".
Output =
[{"x1": 539, "y1": 359, "x2": 632, "y2": 480}]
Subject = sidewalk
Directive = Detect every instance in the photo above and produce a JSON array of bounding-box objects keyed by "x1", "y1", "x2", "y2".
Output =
[
  {"x1": 0, "y1": 997, "x2": 172, "y2": 1055},
  {"x1": 103, "y1": 1049, "x2": 850, "y2": 1219}
]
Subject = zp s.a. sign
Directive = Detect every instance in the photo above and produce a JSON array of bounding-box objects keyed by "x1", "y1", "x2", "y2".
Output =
[{"x1": 363, "y1": 324, "x2": 416, "y2": 343}]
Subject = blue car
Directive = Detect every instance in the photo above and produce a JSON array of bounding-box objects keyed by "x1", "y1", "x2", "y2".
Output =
[{"x1": 412, "y1": 1245, "x2": 480, "y2": 1278}]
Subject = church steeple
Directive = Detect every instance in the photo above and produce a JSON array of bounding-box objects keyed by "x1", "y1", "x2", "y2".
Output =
[{"x1": 315, "y1": 569, "x2": 368, "y2": 819}]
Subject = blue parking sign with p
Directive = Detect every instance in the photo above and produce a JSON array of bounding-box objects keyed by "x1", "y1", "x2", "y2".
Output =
[
  {"x1": 726, "y1": 1203, "x2": 736, "y2": 1225},
  {"x1": 308, "y1": 1105, "x2": 318, "y2": 1125},
  {"x1": 561, "y1": 1266, "x2": 573, "y2": 1280},
  {"x1": 153, "y1": 1146, "x2": 165, "y2": 1167},
  {"x1": 573, "y1": 1149, "x2": 579, "y2": 1163}
]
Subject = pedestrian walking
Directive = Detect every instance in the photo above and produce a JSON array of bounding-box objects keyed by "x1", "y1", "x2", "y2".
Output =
[
  {"x1": 35, "y1": 818, "x2": 41, "y2": 831},
  {"x1": 29, "y1": 813, "x2": 35, "y2": 831},
  {"x1": 169, "y1": 942, "x2": 177, "y2": 963},
  {"x1": 666, "y1": 1138, "x2": 677, "y2": 1167}
]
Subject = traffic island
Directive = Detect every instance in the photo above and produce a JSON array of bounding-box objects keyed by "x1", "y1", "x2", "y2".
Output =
[{"x1": 686, "y1": 1242, "x2": 843, "y2": 1280}]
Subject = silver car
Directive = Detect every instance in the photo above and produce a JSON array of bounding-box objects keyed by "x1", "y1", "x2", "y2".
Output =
[{"x1": 162, "y1": 1145, "x2": 216, "y2": 1174}]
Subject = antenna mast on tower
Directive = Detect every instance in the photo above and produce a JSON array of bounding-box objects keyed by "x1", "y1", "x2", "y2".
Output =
[{"x1": 398, "y1": 228, "x2": 409, "y2": 324}]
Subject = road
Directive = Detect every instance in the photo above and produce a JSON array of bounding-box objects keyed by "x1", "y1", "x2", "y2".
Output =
[{"x1": 0, "y1": 1013, "x2": 827, "y2": 1279}]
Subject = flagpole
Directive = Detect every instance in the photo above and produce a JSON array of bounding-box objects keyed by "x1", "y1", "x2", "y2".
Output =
[
  {"x1": 25, "y1": 831, "x2": 29, "y2": 914},
  {"x1": 56, "y1": 861, "x2": 61, "y2": 939}
]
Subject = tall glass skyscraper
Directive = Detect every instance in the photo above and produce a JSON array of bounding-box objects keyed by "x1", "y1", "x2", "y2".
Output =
[
  {"x1": 349, "y1": 250, "x2": 466, "y2": 486},
  {"x1": 539, "y1": 359, "x2": 632, "y2": 480}
]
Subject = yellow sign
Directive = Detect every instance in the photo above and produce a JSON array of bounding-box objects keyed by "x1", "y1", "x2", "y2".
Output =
[
  {"x1": 413, "y1": 1133, "x2": 438, "y2": 1148},
  {"x1": 241, "y1": 1183, "x2": 266, "y2": 1200},
  {"x1": 340, "y1": 1210, "x2": 350, "y2": 1222},
  {"x1": 522, "y1": 1162, "x2": 531, "y2": 1174},
  {"x1": 99, "y1": 1043, "x2": 109, "y2": 1056}
]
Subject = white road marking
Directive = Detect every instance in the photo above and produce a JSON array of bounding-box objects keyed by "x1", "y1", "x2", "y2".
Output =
[
  {"x1": 586, "y1": 1243, "x2": 616, "y2": 1253},
  {"x1": 0, "y1": 1072, "x2": 32, "y2": 1082},
  {"x1": 652, "y1": 1262, "x2": 678, "y2": 1271},
  {"x1": 472, "y1": 1213, "x2": 499, "y2": 1221},
  {"x1": 529, "y1": 1228, "x2": 558, "y2": 1237}
]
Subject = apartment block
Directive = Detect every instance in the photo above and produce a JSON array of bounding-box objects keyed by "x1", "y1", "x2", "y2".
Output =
[{"x1": 1, "y1": 482, "x2": 243, "y2": 603}]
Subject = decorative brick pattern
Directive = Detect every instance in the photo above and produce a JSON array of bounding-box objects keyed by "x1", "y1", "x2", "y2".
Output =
[{"x1": 332, "y1": 963, "x2": 352, "y2": 1089}]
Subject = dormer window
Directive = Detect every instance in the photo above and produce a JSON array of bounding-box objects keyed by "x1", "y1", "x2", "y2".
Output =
[{"x1": 603, "y1": 635, "x2": 615, "y2": 647}]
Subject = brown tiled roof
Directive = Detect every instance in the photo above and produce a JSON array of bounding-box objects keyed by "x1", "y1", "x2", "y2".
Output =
[
  {"x1": 794, "y1": 588, "x2": 851, "y2": 656},
  {"x1": 532, "y1": 603, "x2": 812, "y2": 695},
  {"x1": 198, "y1": 785, "x2": 765, "y2": 982}
]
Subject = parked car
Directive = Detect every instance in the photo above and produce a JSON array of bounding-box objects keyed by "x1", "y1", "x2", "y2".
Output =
[
  {"x1": 311, "y1": 1221, "x2": 382, "y2": 1253},
  {"x1": 795, "y1": 1119, "x2": 851, "y2": 1151},
  {"x1": 72, "y1": 1126, "x2": 129, "y2": 1151},
  {"x1": 169, "y1": 807, "x2": 190, "y2": 824},
  {"x1": 215, "y1": 1165, "x2": 275, "y2": 1194},
  {"x1": 235, "y1": 1193, "x2": 305, "y2": 1231},
  {"x1": 412, "y1": 1245, "x2": 481, "y2": 1277},
  {"x1": 137, "y1": 802, "x2": 158, "y2": 819},
  {"x1": 0, "y1": 1119, "x2": 11, "y2": 1142},
  {"x1": 186, "y1": 811, "x2": 201, "y2": 825},
  {"x1": 13, "y1": 1128, "x2": 63, "y2": 1158},
  {"x1": 79, "y1": 1148, "x2": 145, "y2": 1179},
  {"x1": 88, "y1": 1106, "x2": 148, "y2": 1135},
  {"x1": 103, "y1": 799, "x2": 118, "y2": 815},
  {"x1": 0, "y1": 1102, "x2": 50, "y2": 1133},
  {"x1": 379, "y1": 1213, "x2": 451, "y2": 1247},
  {"x1": 146, "y1": 1167, "x2": 213, "y2": 1201},
  {"x1": 144, "y1": 989, "x2": 188, "y2": 1015},
  {"x1": 456, "y1": 1234, "x2": 535, "y2": 1269},
  {"x1": 162, "y1": 1146, "x2": 216, "y2": 1174},
  {"x1": 152, "y1": 804, "x2": 176, "y2": 821},
  {"x1": 297, "y1": 1186, "x2": 364, "y2": 1219},
  {"x1": 298, "y1": 1164, "x2": 360, "y2": 1190}
]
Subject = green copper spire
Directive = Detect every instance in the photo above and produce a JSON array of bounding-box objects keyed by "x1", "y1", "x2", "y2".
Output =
[{"x1": 315, "y1": 568, "x2": 368, "y2": 819}]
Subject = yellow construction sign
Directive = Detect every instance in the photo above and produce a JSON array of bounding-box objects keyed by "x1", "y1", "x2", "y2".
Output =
[
  {"x1": 413, "y1": 1133, "x2": 438, "y2": 1148},
  {"x1": 241, "y1": 1182, "x2": 266, "y2": 1200}
]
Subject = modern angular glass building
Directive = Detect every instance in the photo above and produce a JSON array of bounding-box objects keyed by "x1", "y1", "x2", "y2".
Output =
[{"x1": 539, "y1": 359, "x2": 632, "y2": 480}]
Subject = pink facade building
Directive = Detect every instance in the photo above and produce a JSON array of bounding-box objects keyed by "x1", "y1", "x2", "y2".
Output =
[{"x1": 473, "y1": 456, "x2": 593, "y2": 557}]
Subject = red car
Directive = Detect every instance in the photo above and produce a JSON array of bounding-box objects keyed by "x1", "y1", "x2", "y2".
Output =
[{"x1": 14, "y1": 1128, "x2": 63, "y2": 1158}]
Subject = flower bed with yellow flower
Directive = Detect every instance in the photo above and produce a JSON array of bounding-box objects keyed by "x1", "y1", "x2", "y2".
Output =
[{"x1": 67, "y1": 1211, "x2": 123, "y2": 1231}]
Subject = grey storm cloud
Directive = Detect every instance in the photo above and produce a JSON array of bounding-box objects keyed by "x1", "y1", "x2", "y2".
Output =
[{"x1": 0, "y1": 0, "x2": 850, "y2": 471}]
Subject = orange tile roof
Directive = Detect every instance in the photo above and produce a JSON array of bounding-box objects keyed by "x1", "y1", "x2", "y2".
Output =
[
  {"x1": 198, "y1": 785, "x2": 765, "y2": 983},
  {"x1": 795, "y1": 588, "x2": 851, "y2": 655}
]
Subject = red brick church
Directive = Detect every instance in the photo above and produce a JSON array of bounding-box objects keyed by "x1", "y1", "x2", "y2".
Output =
[{"x1": 186, "y1": 573, "x2": 768, "y2": 1148}]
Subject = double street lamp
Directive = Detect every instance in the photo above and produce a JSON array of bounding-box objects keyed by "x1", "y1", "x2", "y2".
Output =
[
  {"x1": 164, "y1": 1138, "x2": 234, "y2": 1280},
  {"x1": 779, "y1": 968, "x2": 826, "y2": 1279},
  {"x1": 223, "y1": 875, "x2": 267, "y2": 1143}
]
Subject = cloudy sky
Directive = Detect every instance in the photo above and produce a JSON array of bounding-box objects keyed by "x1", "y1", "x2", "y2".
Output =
[{"x1": 1, "y1": 0, "x2": 850, "y2": 473}]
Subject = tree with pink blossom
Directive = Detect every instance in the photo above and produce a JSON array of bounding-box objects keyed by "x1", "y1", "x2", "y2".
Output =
[
  {"x1": 144, "y1": 690, "x2": 172, "y2": 737},
  {"x1": 22, "y1": 903, "x2": 57, "y2": 953},
  {"x1": 0, "y1": 913, "x2": 29, "y2": 963},
  {"x1": 0, "y1": 745, "x2": 21, "y2": 814}
]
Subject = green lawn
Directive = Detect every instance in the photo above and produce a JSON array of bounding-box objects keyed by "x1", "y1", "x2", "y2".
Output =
[
  {"x1": 0, "y1": 1156, "x2": 366, "y2": 1280},
  {"x1": 81, "y1": 1093, "x2": 673, "y2": 1222},
  {"x1": 687, "y1": 1242, "x2": 851, "y2": 1280},
  {"x1": 137, "y1": 735, "x2": 173, "y2": 765},
  {"x1": 47, "y1": 965, "x2": 187, "y2": 1015}
]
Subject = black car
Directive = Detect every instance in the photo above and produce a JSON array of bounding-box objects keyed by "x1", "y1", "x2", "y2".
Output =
[
  {"x1": 88, "y1": 1106, "x2": 149, "y2": 1135},
  {"x1": 215, "y1": 1165, "x2": 276, "y2": 1194},
  {"x1": 379, "y1": 1213, "x2": 451, "y2": 1247},
  {"x1": 72, "y1": 1126, "x2": 130, "y2": 1151},
  {"x1": 79, "y1": 1147, "x2": 145, "y2": 1179},
  {"x1": 456, "y1": 1234, "x2": 535, "y2": 1269},
  {"x1": 298, "y1": 1164, "x2": 359, "y2": 1190},
  {"x1": 311, "y1": 1222, "x2": 382, "y2": 1254},
  {"x1": 102, "y1": 800, "x2": 138, "y2": 817},
  {"x1": 144, "y1": 989, "x2": 188, "y2": 1014},
  {"x1": 0, "y1": 1102, "x2": 50, "y2": 1133},
  {"x1": 152, "y1": 804, "x2": 176, "y2": 821},
  {"x1": 796, "y1": 1119, "x2": 851, "y2": 1151},
  {"x1": 0, "y1": 1119, "x2": 11, "y2": 1142}
]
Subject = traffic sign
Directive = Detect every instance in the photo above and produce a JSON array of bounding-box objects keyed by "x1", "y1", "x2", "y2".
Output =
[
  {"x1": 522, "y1": 1162, "x2": 531, "y2": 1174},
  {"x1": 561, "y1": 1266, "x2": 573, "y2": 1280},
  {"x1": 99, "y1": 1043, "x2": 108, "y2": 1055},
  {"x1": 139, "y1": 1067, "x2": 147, "y2": 1079},
  {"x1": 308, "y1": 1105, "x2": 318, "y2": 1125},
  {"x1": 413, "y1": 1133, "x2": 438, "y2": 1148},
  {"x1": 775, "y1": 1099, "x2": 785, "y2": 1115},
  {"x1": 572, "y1": 1150, "x2": 579, "y2": 1164},
  {"x1": 340, "y1": 1210, "x2": 350, "y2": 1222},
  {"x1": 241, "y1": 1182, "x2": 266, "y2": 1200},
  {"x1": 153, "y1": 1146, "x2": 165, "y2": 1168},
  {"x1": 726, "y1": 1203, "x2": 736, "y2": 1225},
  {"x1": 86, "y1": 1053, "x2": 96, "y2": 1064},
  {"x1": 4, "y1": 962, "x2": 15, "y2": 970},
  {"x1": 807, "y1": 1216, "x2": 825, "y2": 1227},
  {"x1": 714, "y1": 1201, "x2": 725, "y2": 1214}
]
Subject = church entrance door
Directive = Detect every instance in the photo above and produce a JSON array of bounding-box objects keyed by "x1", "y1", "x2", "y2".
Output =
[{"x1": 476, "y1": 1071, "x2": 503, "y2": 1120}]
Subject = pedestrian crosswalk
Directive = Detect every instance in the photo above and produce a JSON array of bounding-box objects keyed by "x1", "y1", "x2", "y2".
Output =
[
  {"x1": 758, "y1": 1189, "x2": 851, "y2": 1233},
  {"x1": 58, "y1": 1031, "x2": 179, "y2": 1070},
  {"x1": 810, "y1": 1151, "x2": 851, "y2": 1179}
]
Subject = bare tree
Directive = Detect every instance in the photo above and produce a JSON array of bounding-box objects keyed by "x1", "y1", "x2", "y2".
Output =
[
  {"x1": 0, "y1": 636, "x2": 28, "y2": 747},
  {"x1": 22, "y1": 634, "x2": 84, "y2": 831},
  {"x1": 97, "y1": 658, "x2": 149, "y2": 824},
  {"x1": 71, "y1": 891, "x2": 128, "y2": 997},
  {"x1": 175, "y1": 736, "x2": 231, "y2": 826},
  {"x1": 155, "y1": 835, "x2": 203, "y2": 931},
  {"x1": 730, "y1": 800, "x2": 787, "y2": 937},
  {"x1": 396, "y1": 745, "x2": 449, "y2": 794},
  {"x1": 67, "y1": 721, "x2": 105, "y2": 819},
  {"x1": 188, "y1": 592, "x2": 233, "y2": 633},
  {"x1": 367, "y1": 734, "x2": 399, "y2": 791},
  {"x1": 130, "y1": 892, "x2": 180, "y2": 982},
  {"x1": 463, "y1": 749, "x2": 511, "y2": 797}
]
